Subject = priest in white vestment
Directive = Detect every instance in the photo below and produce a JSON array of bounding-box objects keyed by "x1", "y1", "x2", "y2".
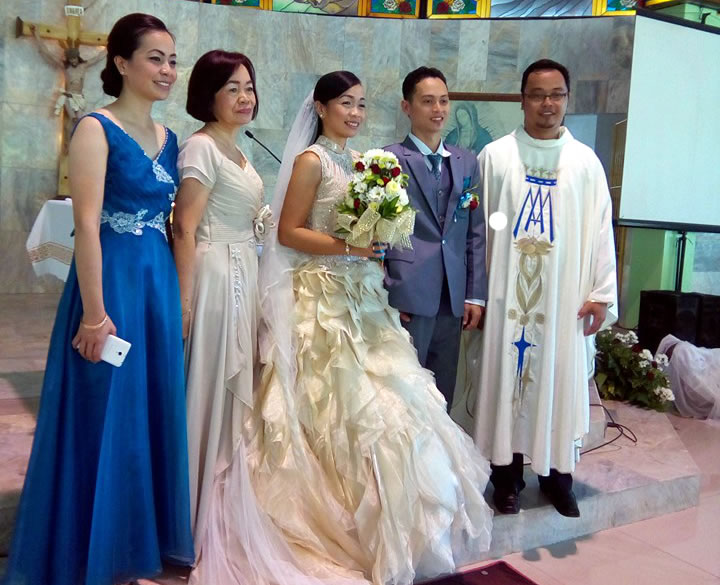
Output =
[{"x1": 472, "y1": 60, "x2": 618, "y2": 517}]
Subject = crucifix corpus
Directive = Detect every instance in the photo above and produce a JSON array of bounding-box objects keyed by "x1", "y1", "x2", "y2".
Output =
[{"x1": 16, "y1": 3, "x2": 108, "y2": 196}]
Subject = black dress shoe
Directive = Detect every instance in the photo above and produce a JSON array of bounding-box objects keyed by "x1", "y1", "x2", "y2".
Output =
[
  {"x1": 540, "y1": 484, "x2": 580, "y2": 517},
  {"x1": 493, "y1": 489, "x2": 520, "y2": 514}
]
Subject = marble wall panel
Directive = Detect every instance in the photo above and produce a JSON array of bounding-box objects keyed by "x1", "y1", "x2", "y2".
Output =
[
  {"x1": 1, "y1": 32, "x2": 66, "y2": 108},
  {"x1": 607, "y1": 78, "x2": 630, "y2": 114},
  {"x1": 3, "y1": 1, "x2": 44, "y2": 37},
  {"x1": 194, "y1": 4, "x2": 236, "y2": 55},
  {"x1": 455, "y1": 21, "x2": 490, "y2": 92},
  {"x1": 515, "y1": 19, "x2": 562, "y2": 77},
  {"x1": 573, "y1": 18, "x2": 619, "y2": 81},
  {"x1": 266, "y1": 13, "x2": 345, "y2": 75},
  {"x1": 483, "y1": 20, "x2": 521, "y2": 93},
  {"x1": 1, "y1": 103, "x2": 62, "y2": 171},
  {"x1": 225, "y1": 8, "x2": 264, "y2": 59},
  {"x1": 284, "y1": 72, "x2": 323, "y2": 126},
  {"x1": 341, "y1": 18, "x2": 375, "y2": 78},
  {"x1": 0, "y1": 168, "x2": 57, "y2": 232},
  {"x1": 363, "y1": 74, "x2": 403, "y2": 136},
  {"x1": 429, "y1": 20, "x2": 461, "y2": 88},
  {"x1": 574, "y1": 79, "x2": 609, "y2": 114},
  {"x1": 399, "y1": 20, "x2": 432, "y2": 76},
  {"x1": 253, "y1": 72, "x2": 293, "y2": 131},
  {"x1": 343, "y1": 18, "x2": 402, "y2": 82},
  {"x1": 0, "y1": 37, "x2": 5, "y2": 108},
  {"x1": 611, "y1": 17, "x2": 635, "y2": 80},
  {"x1": 0, "y1": 91, "x2": 3, "y2": 169}
]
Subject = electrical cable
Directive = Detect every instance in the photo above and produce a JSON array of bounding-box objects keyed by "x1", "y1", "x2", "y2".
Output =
[{"x1": 580, "y1": 402, "x2": 638, "y2": 456}]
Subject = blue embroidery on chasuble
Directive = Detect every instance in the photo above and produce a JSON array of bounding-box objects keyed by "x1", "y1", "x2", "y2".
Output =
[{"x1": 509, "y1": 168, "x2": 557, "y2": 409}]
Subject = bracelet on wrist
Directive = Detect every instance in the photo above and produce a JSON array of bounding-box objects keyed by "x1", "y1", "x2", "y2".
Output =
[
  {"x1": 344, "y1": 241, "x2": 351, "y2": 256},
  {"x1": 80, "y1": 313, "x2": 108, "y2": 330}
]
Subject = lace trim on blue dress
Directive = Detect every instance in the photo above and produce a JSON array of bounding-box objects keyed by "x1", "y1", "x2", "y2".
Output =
[
  {"x1": 100, "y1": 209, "x2": 167, "y2": 239},
  {"x1": 152, "y1": 160, "x2": 178, "y2": 202}
]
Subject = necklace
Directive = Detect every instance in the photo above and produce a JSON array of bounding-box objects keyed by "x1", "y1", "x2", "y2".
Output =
[{"x1": 317, "y1": 135, "x2": 347, "y2": 154}]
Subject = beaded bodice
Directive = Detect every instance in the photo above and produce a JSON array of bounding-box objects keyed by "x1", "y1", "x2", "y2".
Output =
[
  {"x1": 304, "y1": 136, "x2": 356, "y2": 236},
  {"x1": 297, "y1": 136, "x2": 369, "y2": 269}
]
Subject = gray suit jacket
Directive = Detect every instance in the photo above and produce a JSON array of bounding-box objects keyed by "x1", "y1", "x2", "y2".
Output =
[{"x1": 383, "y1": 136, "x2": 487, "y2": 318}]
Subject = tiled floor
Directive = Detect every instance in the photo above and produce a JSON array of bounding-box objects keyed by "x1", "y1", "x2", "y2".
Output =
[{"x1": 1, "y1": 294, "x2": 719, "y2": 584}]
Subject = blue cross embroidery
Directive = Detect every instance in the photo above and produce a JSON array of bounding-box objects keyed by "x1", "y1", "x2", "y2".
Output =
[{"x1": 513, "y1": 326, "x2": 536, "y2": 386}]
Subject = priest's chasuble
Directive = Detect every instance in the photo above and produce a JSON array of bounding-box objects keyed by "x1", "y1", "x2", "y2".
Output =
[{"x1": 472, "y1": 126, "x2": 618, "y2": 475}]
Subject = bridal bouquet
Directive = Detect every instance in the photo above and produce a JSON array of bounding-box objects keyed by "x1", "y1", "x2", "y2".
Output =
[{"x1": 336, "y1": 149, "x2": 416, "y2": 250}]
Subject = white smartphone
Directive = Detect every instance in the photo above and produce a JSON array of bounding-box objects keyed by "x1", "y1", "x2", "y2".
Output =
[{"x1": 100, "y1": 334, "x2": 132, "y2": 367}]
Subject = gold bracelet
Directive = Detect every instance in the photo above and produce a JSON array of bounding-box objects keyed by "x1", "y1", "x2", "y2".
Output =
[
  {"x1": 80, "y1": 314, "x2": 108, "y2": 330},
  {"x1": 345, "y1": 241, "x2": 351, "y2": 256}
]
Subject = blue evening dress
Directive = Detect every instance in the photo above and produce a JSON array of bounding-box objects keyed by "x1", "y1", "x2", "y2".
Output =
[{"x1": 2, "y1": 112, "x2": 194, "y2": 585}]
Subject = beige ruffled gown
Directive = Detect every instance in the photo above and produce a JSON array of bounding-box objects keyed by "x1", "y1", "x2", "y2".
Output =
[{"x1": 247, "y1": 136, "x2": 494, "y2": 585}]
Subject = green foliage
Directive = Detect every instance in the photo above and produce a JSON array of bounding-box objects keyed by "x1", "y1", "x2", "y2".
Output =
[
  {"x1": 594, "y1": 330, "x2": 673, "y2": 412},
  {"x1": 337, "y1": 195, "x2": 403, "y2": 221}
]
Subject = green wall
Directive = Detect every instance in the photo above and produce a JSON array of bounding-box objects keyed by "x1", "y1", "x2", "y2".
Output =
[
  {"x1": 620, "y1": 229, "x2": 697, "y2": 328},
  {"x1": 656, "y1": 3, "x2": 720, "y2": 28}
]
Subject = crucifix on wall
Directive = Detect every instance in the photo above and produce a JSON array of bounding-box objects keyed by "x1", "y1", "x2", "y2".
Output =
[{"x1": 16, "y1": 2, "x2": 108, "y2": 196}]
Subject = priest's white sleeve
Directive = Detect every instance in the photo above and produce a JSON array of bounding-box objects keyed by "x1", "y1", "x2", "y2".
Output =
[{"x1": 588, "y1": 159, "x2": 618, "y2": 329}]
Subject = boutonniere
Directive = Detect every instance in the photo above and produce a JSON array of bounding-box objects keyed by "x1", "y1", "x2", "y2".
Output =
[{"x1": 454, "y1": 180, "x2": 480, "y2": 221}]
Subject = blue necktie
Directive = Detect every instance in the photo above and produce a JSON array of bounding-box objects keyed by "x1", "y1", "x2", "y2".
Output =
[{"x1": 428, "y1": 154, "x2": 442, "y2": 179}]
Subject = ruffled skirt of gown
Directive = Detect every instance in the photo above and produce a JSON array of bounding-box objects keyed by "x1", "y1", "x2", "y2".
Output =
[{"x1": 244, "y1": 257, "x2": 493, "y2": 585}]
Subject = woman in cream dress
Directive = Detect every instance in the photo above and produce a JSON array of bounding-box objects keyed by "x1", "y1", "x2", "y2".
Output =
[{"x1": 173, "y1": 50, "x2": 272, "y2": 571}]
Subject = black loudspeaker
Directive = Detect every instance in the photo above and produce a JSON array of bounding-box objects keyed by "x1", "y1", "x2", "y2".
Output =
[
  {"x1": 696, "y1": 294, "x2": 720, "y2": 349},
  {"x1": 638, "y1": 291, "x2": 700, "y2": 353}
]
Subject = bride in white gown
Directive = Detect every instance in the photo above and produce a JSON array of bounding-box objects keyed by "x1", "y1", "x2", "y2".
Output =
[
  {"x1": 250, "y1": 71, "x2": 493, "y2": 584},
  {"x1": 193, "y1": 71, "x2": 493, "y2": 585}
]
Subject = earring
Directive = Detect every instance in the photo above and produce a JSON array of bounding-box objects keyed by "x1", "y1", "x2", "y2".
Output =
[{"x1": 319, "y1": 113, "x2": 324, "y2": 119}]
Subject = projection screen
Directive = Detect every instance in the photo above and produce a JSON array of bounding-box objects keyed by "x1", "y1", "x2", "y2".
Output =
[{"x1": 619, "y1": 12, "x2": 720, "y2": 232}]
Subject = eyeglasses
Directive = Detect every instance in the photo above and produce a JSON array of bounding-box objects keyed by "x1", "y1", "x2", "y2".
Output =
[{"x1": 523, "y1": 92, "x2": 568, "y2": 103}]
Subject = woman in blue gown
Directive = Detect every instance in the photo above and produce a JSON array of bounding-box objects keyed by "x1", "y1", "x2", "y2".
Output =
[{"x1": 2, "y1": 13, "x2": 194, "y2": 585}]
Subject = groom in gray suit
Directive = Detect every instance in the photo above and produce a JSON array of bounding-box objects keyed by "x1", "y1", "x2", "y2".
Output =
[{"x1": 385, "y1": 67, "x2": 488, "y2": 411}]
